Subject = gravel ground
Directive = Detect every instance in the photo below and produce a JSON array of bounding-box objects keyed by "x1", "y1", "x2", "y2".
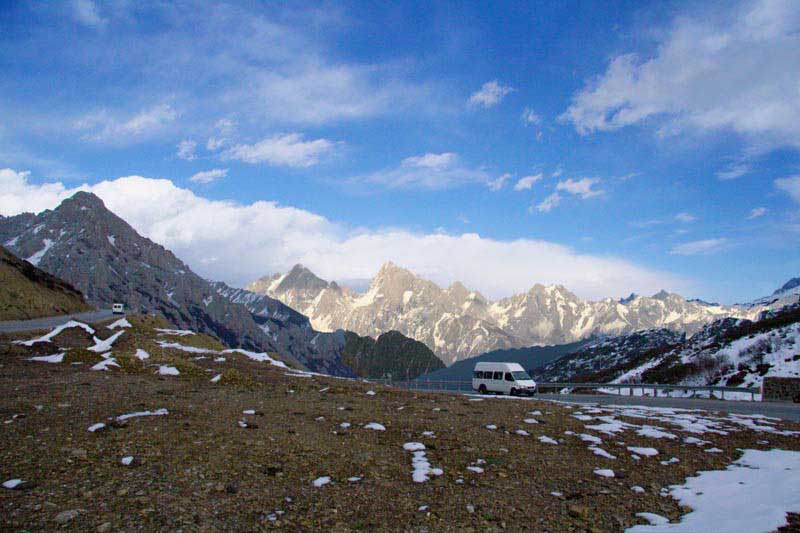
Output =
[{"x1": 2, "y1": 318, "x2": 799, "y2": 531}]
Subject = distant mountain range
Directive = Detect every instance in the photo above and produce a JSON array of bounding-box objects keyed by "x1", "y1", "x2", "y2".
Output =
[
  {"x1": 0, "y1": 192, "x2": 440, "y2": 379},
  {"x1": 248, "y1": 263, "x2": 788, "y2": 365},
  {"x1": 534, "y1": 302, "x2": 800, "y2": 393}
]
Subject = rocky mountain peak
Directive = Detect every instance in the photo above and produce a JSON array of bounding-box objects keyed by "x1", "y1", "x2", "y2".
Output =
[
  {"x1": 774, "y1": 277, "x2": 800, "y2": 296},
  {"x1": 652, "y1": 289, "x2": 670, "y2": 300},
  {"x1": 277, "y1": 263, "x2": 329, "y2": 293},
  {"x1": 250, "y1": 263, "x2": 765, "y2": 365},
  {"x1": 63, "y1": 191, "x2": 106, "y2": 209},
  {"x1": 619, "y1": 293, "x2": 638, "y2": 304}
]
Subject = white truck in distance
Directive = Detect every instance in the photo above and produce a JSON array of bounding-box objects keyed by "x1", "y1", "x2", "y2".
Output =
[{"x1": 472, "y1": 362, "x2": 537, "y2": 396}]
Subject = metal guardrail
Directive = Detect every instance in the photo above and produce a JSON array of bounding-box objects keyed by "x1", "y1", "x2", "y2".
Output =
[{"x1": 372, "y1": 379, "x2": 761, "y2": 402}]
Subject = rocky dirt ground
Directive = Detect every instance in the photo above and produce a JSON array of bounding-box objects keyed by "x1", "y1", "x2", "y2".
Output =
[{"x1": 1, "y1": 316, "x2": 799, "y2": 531}]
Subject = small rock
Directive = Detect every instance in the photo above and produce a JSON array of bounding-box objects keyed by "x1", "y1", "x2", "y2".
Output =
[
  {"x1": 96, "y1": 522, "x2": 112, "y2": 532},
  {"x1": 215, "y1": 483, "x2": 225, "y2": 492},
  {"x1": 466, "y1": 504, "x2": 475, "y2": 514},
  {"x1": 55, "y1": 509, "x2": 81, "y2": 524},
  {"x1": 226, "y1": 483, "x2": 238, "y2": 494},
  {"x1": 116, "y1": 488, "x2": 128, "y2": 497},
  {"x1": 568, "y1": 504, "x2": 590, "y2": 520}
]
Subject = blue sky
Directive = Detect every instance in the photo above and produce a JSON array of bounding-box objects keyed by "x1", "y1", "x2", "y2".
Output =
[{"x1": 1, "y1": 0, "x2": 799, "y2": 303}]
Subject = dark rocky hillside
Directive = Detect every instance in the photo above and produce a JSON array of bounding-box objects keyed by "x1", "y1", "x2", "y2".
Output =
[
  {"x1": 0, "y1": 245, "x2": 92, "y2": 320},
  {"x1": 0, "y1": 192, "x2": 349, "y2": 374},
  {"x1": 341, "y1": 330, "x2": 445, "y2": 380}
]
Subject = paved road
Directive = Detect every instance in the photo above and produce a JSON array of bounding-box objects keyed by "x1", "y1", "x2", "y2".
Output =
[
  {"x1": 534, "y1": 393, "x2": 800, "y2": 422},
  {"x1": 0, "y1": 310, "x2": 115, "y2": 333}
]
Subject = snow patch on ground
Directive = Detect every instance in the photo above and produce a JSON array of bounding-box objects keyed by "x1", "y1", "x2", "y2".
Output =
[
  {"x1": 107, "y1": 318, "x2": 131, "y2": 329},
  {"x1": 222, "y1": 349, "x2": 288, "y2": 369},
  {"x1": 312, "y1": 476, "x2": 330, "y2": 487},
  {"x1": 364, "y1": 422, "x2": 385, "y2": 431},
  {"x1": 155, "y1": 328, "x2": 195, "y2": 336},
  {"x1": 627, "y1": 447, "x2": 658, "y2": 457},
  {"x1": 88, "y1": 330, "x2": 124, "y2": 353},
  {"x1": 29, "y1": 353, "x2": 65, "y2": 363},
  {"x1": 115, "y1": 408, "x2": 168, "y2": 421},
  {"x1": 91, "y1": 357, "x2": 119, "y2": 371},
  {"x1": 626, "y1": 449, "x2": 800, "y2": 533},
  {"x1": 14, "y1": 320, "x2": 94, "y2": 346},
  {"x1": 157, "y1": 365, "x2": 180, "y2": 376}
]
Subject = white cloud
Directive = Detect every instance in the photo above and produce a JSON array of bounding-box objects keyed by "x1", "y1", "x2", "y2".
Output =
[
  {"x1": 551, "y1": 167, "x2": 563, "y2": 178},
  {"x1": 206, "y1": 138, "x2": 225, "y2": 151},
  {"x1": 747, "y1": 207, "x2": 767, "y2": 219},
  {"x1": 176, "y1": 140, "x2": 197, "y2": 161},
  {"x1": 535, "y1": 192, "x2": 561, "y2": 213},
  {"x1": 72, "y1": 0, "x2": 105, "y2": 28},
  {"x1": 675, "y1": 212, "x2": 697, "y2": 223},
  {"x1": 253, "y1": 63, "x2": 425, "y2": 124},
  {"x1": 556, "y1": 177, "x2": 603, "y2": 199},
  {"x1": 488, "y1": 173, "x2": 512, "y2": 191},
  {"x1": 670, "y1": 238, "x2": 729, "y2": 256},
  {"x1": 521, "y1": 107, "x2": 541, "y2": 125},
  {"x1": 513, "y1": 174, "x2": 543, "y2": 191},
  {"x1": 353, "y1": 152, "x2": 490, "y2": 190},
  {"x1": 0, "y1": 168, "x2": 688, "y2": 300},
  {"x1": 75, "y1": 104, "x2": 178, "y2": 143},
  {"x1": 189, "y1": 168, "x2": 228, "y2": 184},
  {"x1": 716, "y1": 163, "x2": 751, "y2": 180},
  {"x1": 223, "y1": 133, "x2": 336, "y2": 167},
  {"x1": 775, "y1": 175, "x2": 800, "y2": 203},
  {"x1": 468, "y1": 80, "x2": 514, "y2": 108},
  {"x1": 561, "y1": 0, "x2": 800, "y2": 148},
  {"x1": 214, "y1": 118, "x2": 235, "y2": 135}
]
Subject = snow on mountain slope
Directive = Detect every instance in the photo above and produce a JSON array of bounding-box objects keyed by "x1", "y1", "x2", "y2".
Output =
[
  {"x1": 248, "y1": 263, "x2": 768, "y2": 365},
  {"x1": 539, "y1": 303, "x2": 800, "y2": 393}
]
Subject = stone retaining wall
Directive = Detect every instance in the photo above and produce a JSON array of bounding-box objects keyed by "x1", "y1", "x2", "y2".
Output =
[{"x1": 762, "y1": 377, "x2": 800, "y2": 402}]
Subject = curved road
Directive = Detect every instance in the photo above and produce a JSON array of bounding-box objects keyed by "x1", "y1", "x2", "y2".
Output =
[{"x1": 0, "y1": 309, "x2": 115, "y2": 333}]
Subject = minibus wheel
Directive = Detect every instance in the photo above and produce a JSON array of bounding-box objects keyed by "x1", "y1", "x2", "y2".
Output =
[
  {"x1": 509, "y1": 388, "x2": 517, "y2": 396},
  {"x1": 478, "y1": 384, "x2": 487, "y2": 394}
]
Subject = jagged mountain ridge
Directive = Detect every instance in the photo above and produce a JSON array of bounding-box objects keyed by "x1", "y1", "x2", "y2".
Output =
[
  {"x1": 0, "y1": 192, "x2": 351, "y2": 375},
  {"x1": 250, "y1": 263, "x2": 770, "y2": 365},
  {"x1": 534, "y1": 303, "x2": 800, "y2": 393},
  {"x1": 213, "y1": 282, "x2": 442, "y2": 380}
]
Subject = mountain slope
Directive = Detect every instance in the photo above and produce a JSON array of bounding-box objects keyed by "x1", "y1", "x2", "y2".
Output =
[
  {"x1": 0, "y1": 192, "x2": 348, "y2": 374},
  {"x1": 250, "y1": 263, "x2": 764, "y2": 364},
  {"x1": 0, "y1": 245, "x2": 92, "y2": 320},
  {"x1": 534, "y1": 303, "x2": 800, "y2": 393},
  {"x1": 340, "y1": 330, "x2": 444, "y2": 380}
]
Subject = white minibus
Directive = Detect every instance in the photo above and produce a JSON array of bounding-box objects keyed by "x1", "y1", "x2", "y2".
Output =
[{"x1": 472, "y1": 362, "x2": 537, "y2": 396}]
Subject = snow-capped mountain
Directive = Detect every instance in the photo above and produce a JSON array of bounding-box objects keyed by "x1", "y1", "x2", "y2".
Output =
[
  {"x1": 0, "y1": 192, "x2": 352, "y2": 374},
  {"x1": 536, "y1": 303, "x2": 800, "y2": 393},
  {"x1": 248, "y1": 262, "x2": 765, "y2": 365},
  {"x1": 747, "y1": 277, "x2": 800, "y2": 308}
]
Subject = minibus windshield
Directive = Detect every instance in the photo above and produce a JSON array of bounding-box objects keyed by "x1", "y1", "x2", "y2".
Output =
[{"x1": 511, "y1": 371, "x2": 531, "y2": 381}]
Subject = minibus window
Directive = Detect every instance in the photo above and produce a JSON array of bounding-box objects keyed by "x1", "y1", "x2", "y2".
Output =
[
  {"x1": 493, "y1": 371, "x2": 502, "y2": 380},
  {"x1": 474, "y1": 371, "x2": 482, "y2": 379},
  {"x1": 505, "y1": 373, "x2": 514, "y2": 381}
]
